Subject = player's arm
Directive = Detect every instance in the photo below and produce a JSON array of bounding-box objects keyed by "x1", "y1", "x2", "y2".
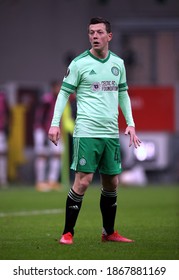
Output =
[
  {"x1": 48, "y1": 90, "x2": 70, "y2": 145},
  {"x1": 49, "y1": 59, "x2": 79, "y2": 145},
  {"x1": 118, "y1": 90, "x2": 141, "y2": 148}
]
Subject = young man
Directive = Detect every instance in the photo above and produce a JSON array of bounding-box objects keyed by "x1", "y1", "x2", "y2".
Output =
[
  {"x1": 33, "y1": 81, "x2": 64, "y2": 191},
  {"x1": 0, "y1": 91, "x2": 9, "y2": 188},
  {"x1": 48, "y1": 17, "x2": 141, "y2": 244}
]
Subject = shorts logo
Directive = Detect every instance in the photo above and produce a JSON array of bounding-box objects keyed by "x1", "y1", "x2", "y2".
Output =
[
  {"x1": 111, "y1": 66, "x2": 119, "y2": 76},
  {"x1": 79, "y1": 158, "x2": 86, "y2": 166}
]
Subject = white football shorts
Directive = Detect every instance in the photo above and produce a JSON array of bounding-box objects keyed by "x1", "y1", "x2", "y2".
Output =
[
  {"x1": 0, "y1": 131, "x2": 8, "y2": 153},
  {"x1": 34, "y1": 128, "x2": 64, "y2": 156}
]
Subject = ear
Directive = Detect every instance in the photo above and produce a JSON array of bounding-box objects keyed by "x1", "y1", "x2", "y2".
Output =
[{"x1": 108, "y1": 32, "x2": 113, "y2": 42}]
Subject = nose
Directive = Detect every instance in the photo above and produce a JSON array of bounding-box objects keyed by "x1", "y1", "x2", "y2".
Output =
[{"x1": 93, "y1": 31, "x2": 98, "y2": 38}]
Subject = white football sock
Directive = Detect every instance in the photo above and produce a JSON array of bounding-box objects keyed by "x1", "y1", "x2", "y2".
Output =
[
  {"x1": 35, "y1": 157, "x2": 47, "y2": 183},
  {"x1": 0, "y1": 155, "x2": 8, "y2": 184},
  {"x1": 48, "y1": 157, "x2": 61, "y2": 182}
]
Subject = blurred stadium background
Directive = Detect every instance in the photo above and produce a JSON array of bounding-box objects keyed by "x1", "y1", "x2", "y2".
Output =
[{"x1": 0, "y1": 0, "x2": 179, "y2": 187}]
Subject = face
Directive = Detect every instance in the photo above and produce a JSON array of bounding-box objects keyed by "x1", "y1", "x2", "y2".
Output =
[{"x1": 88, "y1": 23, "x2": 112, "y2": 52}]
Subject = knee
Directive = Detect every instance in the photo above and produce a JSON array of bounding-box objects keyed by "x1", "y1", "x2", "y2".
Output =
[
  {"x1": 73, "y1": 174, "x2": 93, "y2": 194},
  {"x1": 113, "y1": 175, "x2": 119, "y2": 187},
  {"x1": 79, "y1": 176, "x2": 92, "y2": 191},
  {"x1": 101, "y1": 175, "x2": 119, "y2": 191}
]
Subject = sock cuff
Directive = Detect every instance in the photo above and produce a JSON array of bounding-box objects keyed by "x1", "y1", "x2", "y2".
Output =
[
  {"x1": 68, "y1": 188, "x2": 84, "y2": 203},
  {"x1": 101, "y1": 188, "x2": 117, "y2": 198}
]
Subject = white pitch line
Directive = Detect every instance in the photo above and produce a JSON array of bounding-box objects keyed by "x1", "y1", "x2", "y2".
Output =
[{"x1": 0, "y1": 208, "x2": 64, "y2": 218}]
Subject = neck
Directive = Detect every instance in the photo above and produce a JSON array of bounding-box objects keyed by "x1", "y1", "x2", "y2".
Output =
[{"x1": 90, "y1": 48, "x2": 109, "y2": 59}]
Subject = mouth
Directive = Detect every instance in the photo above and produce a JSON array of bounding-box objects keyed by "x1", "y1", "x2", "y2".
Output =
[{"x1": 93, "y1": 41, "x2": 100, "y2": 47}]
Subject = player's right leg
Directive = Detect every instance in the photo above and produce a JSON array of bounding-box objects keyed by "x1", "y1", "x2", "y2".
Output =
[
  {"x1": 59, "y1": 137, "x2": 98, "y2": 244},
  {"x1": 59, "y1": 172, "x2": 93, "y2": 245}
]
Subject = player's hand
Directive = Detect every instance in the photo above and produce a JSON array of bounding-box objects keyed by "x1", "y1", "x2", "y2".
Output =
[
  {"x1": 48, "y1": 126, "x2": 60, "y2": 146},
  {"x1": 125, "y1": 126, "x2": 141, "y2": 148}
]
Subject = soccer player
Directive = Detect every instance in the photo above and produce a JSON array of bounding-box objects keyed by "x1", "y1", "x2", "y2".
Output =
[
  {"x1": 48, "y1": 17, "x2": 141, "y2": 244},
  {"x1": 33, "y1": 81, "x2": 64, "y2": 192},
  {"x1": 0, "y1": 91, "x2": 9, "y2": 188}
]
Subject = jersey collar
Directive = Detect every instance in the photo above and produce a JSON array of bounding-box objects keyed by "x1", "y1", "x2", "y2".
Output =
[{"x1": 87, "y1": 50, "x2": 110, "y2": 63}]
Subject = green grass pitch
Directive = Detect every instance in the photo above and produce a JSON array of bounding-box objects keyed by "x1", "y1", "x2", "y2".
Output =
[{"x1": 0, "y1": 184, "x2": 178, "y2": 260}]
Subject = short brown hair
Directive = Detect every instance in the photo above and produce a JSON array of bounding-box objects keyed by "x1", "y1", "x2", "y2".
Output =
[{"x1": 89, "y1": 17, "x2": 111, "y2": 33}]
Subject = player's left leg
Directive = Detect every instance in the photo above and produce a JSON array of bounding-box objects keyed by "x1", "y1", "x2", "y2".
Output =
[
  {"x1": 99, "y1": 138, "x2": 134, "y2": 242},
  {"x1": 100, "y1": 174, "x2": 119, "y2": 236},
  {"x1": 100, "y1": 174, "x2": 134, "y2": 242}
]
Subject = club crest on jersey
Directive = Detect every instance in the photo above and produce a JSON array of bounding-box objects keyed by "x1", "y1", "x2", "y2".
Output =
[
  {"x1": 91, "y1": 82, "x2": 101, "y2": 92},
  {"x1": 79, "y1": 158, "x2": 86, "y2": 166},
  {"x1": 111, "y1": 66, "x2": 119, "y2": 76}
]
